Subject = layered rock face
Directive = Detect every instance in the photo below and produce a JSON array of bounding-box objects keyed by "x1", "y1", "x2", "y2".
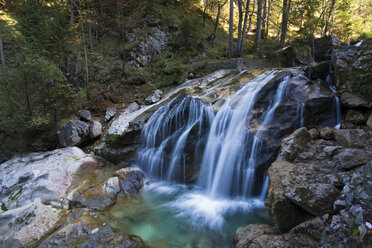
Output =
[
  {"x1": 234, "y1": 126, "x2": 372, "y2": 247},
  {"x1": 0, "y1": 147, "x2": 146, "y2": 247},
  {"x1": 334, "y1": 38, "x2": 372, "y2": 108}
]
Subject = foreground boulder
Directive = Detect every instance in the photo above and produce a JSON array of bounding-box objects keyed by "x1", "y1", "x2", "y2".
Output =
[
  {"x1": 38, "y1": 213, "x2": 147, "y2": 248},
  {"x1": 0, "y1": 147, "x2": 98, "y2": 247}
]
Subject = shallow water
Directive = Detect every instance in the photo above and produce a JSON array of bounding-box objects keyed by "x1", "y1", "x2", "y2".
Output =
[{"x1": 102, "y1": 181, "x2": 272, "y2": 248}]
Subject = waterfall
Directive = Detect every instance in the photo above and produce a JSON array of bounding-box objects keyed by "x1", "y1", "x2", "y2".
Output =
[
  {"x1": 197, "y1": 72, "x2": 291, "y2": 198},
  {"x1": 136, "y1": 70, "x2": 313, "y2": 201},
  {"x1": 136, "y1": 94, "x2": 214, "y2": 183}
]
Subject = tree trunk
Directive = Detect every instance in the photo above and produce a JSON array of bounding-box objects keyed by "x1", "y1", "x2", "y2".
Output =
[
  {"x1": 253, "y1": 0, "x2": 263, "y2": 51},
  {"x1": 238, "y1": 0, "x2": 251, "y2": 55},
  {"x1": 324, "y1": 0, "x2": 336, "y2": 36},
  {"x1": 0, "y1": 31, "x2": 5, "y2": 68},
  {"x1": 209, "y1": 4, "x2": 222, "y2": 45},
  {"x1": 280, "y1": 0, "x2": 290, "y2": 46},
  {"x1": 88, "y1": 21, "x2": 93, "y2": 52},
  {"x1": 69, "y1": 0, "x2": 75, "y2": 26},
  {"x1": 265, "y1": 0, "x2": 271, "y2": 38},
  {"x1": 203, "y1": 0, "x2": 209, "y2": 27},
  {"x1": 236, "y1": 0, "x2": 243, "y2": 56},
  {"x1": 228, "y1": 0, "x2": 234, "y2": 58},
  {"x1": 262, "y1": 0, "x2": 267, "y2": 39}
]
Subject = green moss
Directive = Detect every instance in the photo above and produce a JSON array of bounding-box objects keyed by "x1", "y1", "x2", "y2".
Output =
[
  {"x1": 1, "y1": 202, "x2": 8, "y2": 212},
  {"x1": 10, "y1": 188, "x2": 23, "y2": 201}
]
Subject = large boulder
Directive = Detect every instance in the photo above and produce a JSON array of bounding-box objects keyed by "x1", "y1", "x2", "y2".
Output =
[
  {"x1": 57, "y1": 120, "x2": 89, "y2": 147},
  {"x1": 281, "y1": 128, "x2": 311, "y2": 161},
  {"x1": 0, "y1": 147, "x2": 98, "y2": 247},
  {"x1": 90, "y1": 120, "x2": 102, "y2": 139},
  {"x1": 334, "y1": 38, "x2": 372, "y2": 108},
  {"x1": 38, "y1": 213, "x2": 147, "y2": 248}
]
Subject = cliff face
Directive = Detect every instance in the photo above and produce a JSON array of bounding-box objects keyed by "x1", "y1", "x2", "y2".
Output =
[{"x1": 235, "y1": 125, "x2": 372, "y2": 247}]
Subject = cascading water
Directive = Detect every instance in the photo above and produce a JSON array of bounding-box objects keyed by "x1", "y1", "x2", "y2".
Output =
[
  {"x1": 136, "y1": 94, "x2": 214, "y2": 183},
  {"x1": 107, "y1": 69, "x2": 342, "y2": 247}
]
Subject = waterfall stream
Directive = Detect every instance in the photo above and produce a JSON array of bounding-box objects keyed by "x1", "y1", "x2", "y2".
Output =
[{"x1": 111, "y1": 69, "x2": 340, "y2": 247}]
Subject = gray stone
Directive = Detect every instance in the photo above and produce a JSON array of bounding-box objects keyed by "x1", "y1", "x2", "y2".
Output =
[
  {"x1": 319, "y1": 127, "x2": 334, "y2": 140},
  {"x1": 285, "y1": 183, "x2": 340, "y2": 216},
  {"x1": 309, "y1": 128, "x2": 319, "y2": 139},
  {"x1": 113, "y1": 167, "x2": 145, "y2": 194},
  {"x1": 0, "y1": 147, "x2": 98, "y2": 246},
  {"x1": 125, "y1": 102, "x2": 140, "y2": 114},
  {"x1": 57, "y1": 120, "x2": 89, "y2": 147},
  {"x1": 234, "y1": 224, "x2": 277, "y2": 248},
  {"x1": 78, "y1": 110, "x2": 91, "y2": 121},
  {"x1": 333, "y1": 129, "x2": 367, "y2": 148},
  {"x1": 281, "y1": 128, "x2": 311, "y2": 160},
  {"x1": 89, "y1": 120, "x2": 102, "y2": 139},
  {"x1": 367, "y1": 113, "x2": 372, "y2": 128},
  {"x1": 105, "y1": 107, "x2": 117, "y2": 122},
  {"x1": 323, "y1": 146, "x2": 343, "y2": 156},
  {"x1": 289, "y1": 217, "x2": 326, "y2": 248},
  {"x1": 333, "y1": 148, "x2": 372, "y2": 170},
  {"x1": 38, "y1": 214, "x2": 147, "y2": 248},
  {"x1": 346, "y1": 110, "x2": 365, "y2": 125},
  {"x1": 145, "y1": 89, "x2": 163, "y2": 104}
]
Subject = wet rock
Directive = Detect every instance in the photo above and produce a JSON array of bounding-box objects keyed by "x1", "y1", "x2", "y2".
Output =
[
  {"x1": 319, "y1": 127, "x2": 334, "y2": 140},
  {"x1": 38, "y1": 214, "x2": 147, "y2": 248},
  {"x1": 289, "y1": 217, "x2": 326, "y2": 248},
  {"x1": 285, "y1": 183, "x2": 340, "y2": 216},
  {"x1": 105, "y1": 107, "x2": 118, "y2": 122},
  {"x1": 281, "y1": 127, "x2": 311, "y2": 160},
  {"x1": 89, "y1": 120, "x2": 102, "y2": 139},
  {"x1": 323, "y1": 146, "x2": 343, "y2": 157},
  {"x1": 78, "y1": 110, "x2": 91, "y2": 121},
  {"x1": 333, "y1": 129, "x2": 367, "y2": 148},
  {"x1": 57, "y1": 120, "x2": 89, "y2": 147},
  {"x1": 145, "y1": 89, "x2": 163, "y2": 104},
  {"x1": 113, "y1": 167, "x2": 145, "y2": 194},
  {"x1": 346, "y1": 110, "x2": 365, "y2": 125}
]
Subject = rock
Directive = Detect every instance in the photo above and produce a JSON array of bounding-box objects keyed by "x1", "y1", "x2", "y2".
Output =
[
  {"x1": 333, "y1": 129, "x2": 367, "y2": 148},
  {"x1": 113, "y1": 167, "x2": 145, "y2": 194},
  {"x1": 0, "y1": 200, "x2": 62, "y2": 248},
  {"x1": 309, "y1": 128, "x2": 319, "y2": 139},
  {"x1": 334, "y1": 38, "x2": 372, "y2": 108},
  {"x1": 367, "y1": 113, "x2": 372, "y2": 128},
  {"x1": 323, "y1": 146, "x2": 342, "y2": 157},
  {"x1": 145, "y1": 89, "x2": 163, "y2": 104},
  {"x1": 233, "y1": 224, "x2": 277, "y2": 248},
  {"x1": 127, "y1": 27, "x2": 168, "y2": 67},
  {"x1": 265, "y1": 158, "x2": 313, "y2": 232},
  {"x1": 285, "y1": 183, "x2": 340, "y2": 216},
  {"x1": 78, "y1": 110, "x2": 91, "y2": 121},
  {"x1": 346, "y1": 110, "x2": 365, "y2": 125},
  {"x1": 57, "y1": 120, "x2": 89, "y2": 147},
  {"x1": 38, "y1": 214, "x2": 147, "y2": 248},
  {"x1": 0, "y1": 147, "x2": 98, "y2": 246},
  {"x1": 289, "y1": 217, "x2": 326, "y2": 248},
  {"x1": 125, "y1": 102, "x2": 140, "y2": 114},
  {"x1": 281, "y1": 127, "x2": 311, "y2": 160},
  {"x1": 105, "y1": 107, "x2": 118, "y2": 122},
  {"x1": 314, "y1": 35, "x2": 341, "y2": 62},
  {"x1": 89, "y1": 120, "x2": 102, "y2": 139},
  {"x1": 333, "y1": 148, "x2": 372, "y2": 170},
  {"x1": 319, "y1": 127, "x2": 334, "y2": 140}
]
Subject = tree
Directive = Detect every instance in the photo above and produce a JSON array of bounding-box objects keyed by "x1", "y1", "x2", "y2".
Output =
[
  {"x1": 228, "y1": 0, "x2": 234, "y2": 57},
  {"x1": 280, "y1": 0, "x2": 291, "y2": 46},
  {"x1": 253, "y1": 0, "x2": 262, "y2": 51}
]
